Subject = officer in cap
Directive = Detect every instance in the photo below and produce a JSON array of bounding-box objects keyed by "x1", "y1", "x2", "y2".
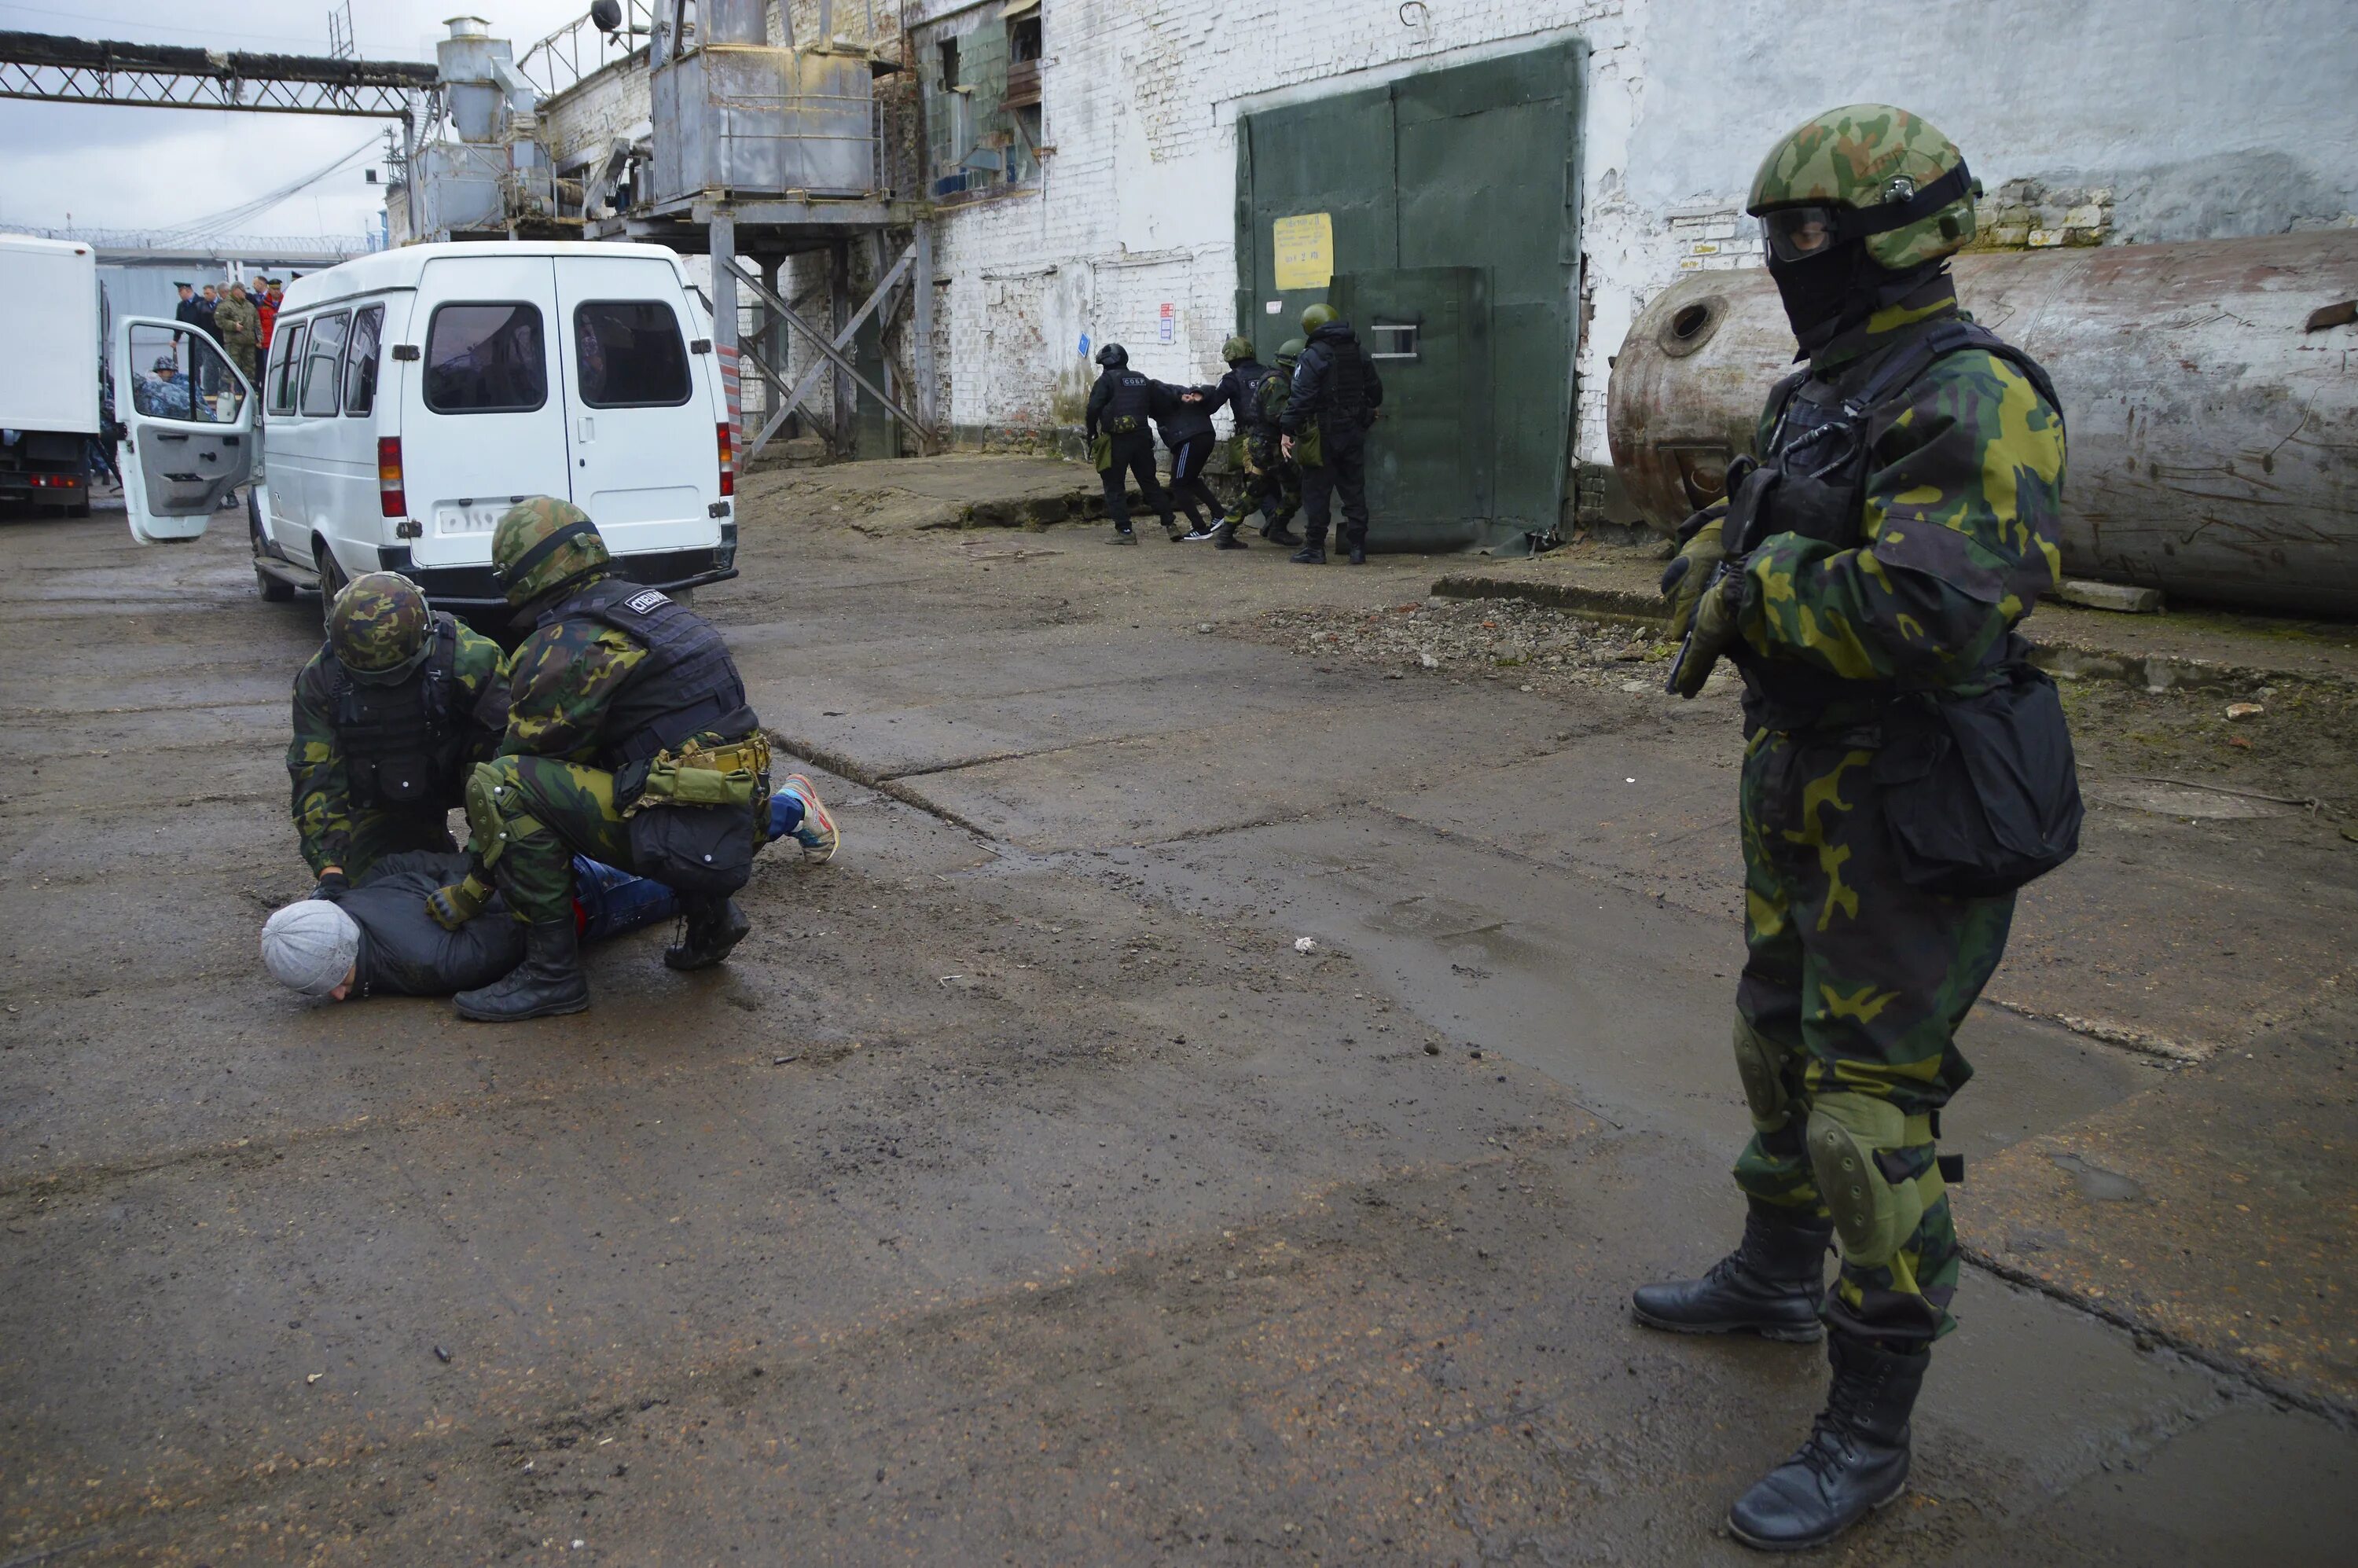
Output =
[
  {"x1": 287, "y1": 571, "x2": 509, "y2": 902},
  {"x1": 1188, "y1": 335, "x2": 1295, "y2": 549},
  {"x1": 1083, "y1": 343, "x2": 1177, "y2": 543},
  {"x1": 1635, "y1": 105, "x2": 2069, "y2": 1551},
  {"x1": 1279, "y1": 304, "x2": 1383, "y2": 564},
  {"x1": 429, "y1": 498, "x2": 836, "y2": 1023}
]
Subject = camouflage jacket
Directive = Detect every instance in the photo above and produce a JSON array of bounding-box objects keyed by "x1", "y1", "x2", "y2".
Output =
[
  {"x1": 213, "y1": 296, "x2": 260, "y2": 350},
  {"x1": 1734, "y1": 280, "x2": 2066, "y2": 701},
  {"x1": 288, "y1": 619, "x2": 509, "y2": 873},
  {"x1": 497, "y1": 576, "x2": 652, "y2": 762}
]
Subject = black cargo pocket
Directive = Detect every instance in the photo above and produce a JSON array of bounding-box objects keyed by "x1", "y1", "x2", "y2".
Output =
[
  {"x1": 1873, "y1": 669, "x2": 2082, "y2": 899},
  {"x1": 628, "y1": 803, "x2": 755, "y2": 898}
]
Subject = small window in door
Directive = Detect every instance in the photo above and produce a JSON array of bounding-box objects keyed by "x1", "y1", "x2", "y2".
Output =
[
  {"x1": 424, "y1": 302, "x2": 548, "y2": 414},
  {"x1": 127, "y1": 322, "x2": 244, "y2": 424},
  {"x1": 343, "y1": 304, "x2": 384, "y2": 416},
  {"x1": 269, "y1": 324, "x2": 307, "y2": 416},
  {"x1": 572, "y1": 301, "x2": 692, "y2": 409},
  {"x1": 300, "y1": 312, "x2": 348, "y2": 417}
]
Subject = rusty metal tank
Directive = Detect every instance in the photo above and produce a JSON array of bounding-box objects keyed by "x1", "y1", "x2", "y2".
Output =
[{"x1": 1606, "y1": 233, "x2": 2358, "y2": 617}]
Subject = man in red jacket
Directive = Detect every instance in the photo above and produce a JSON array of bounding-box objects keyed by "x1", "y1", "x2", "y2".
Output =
[{"x1": 257, "y1": 278, "x2": 281, "y2": 351}]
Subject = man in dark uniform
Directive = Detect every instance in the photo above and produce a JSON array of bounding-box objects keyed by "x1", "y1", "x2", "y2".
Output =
[
  {"x1": 1151, "y1": 376, "x2": 1221, "y2": 538},
  {"x1": 1635, "y1": 105, "x2": 2070, "y2": 1552},
  {"x1": 1188, "y1": 335, "x2": 1295, "y2": 549},
  {"x1": 1280, "y1": 304, "x2": 1383, "y2": 565},
  {"x1": 1083, "y1": 343, "x2": 1177, "y2": 544},
  {"x1": 287, "y1": 571, "x2": 509, "y2": 901},
  {"x1": 430, "y1": 498, "x2": 830, "y2": 1022}
]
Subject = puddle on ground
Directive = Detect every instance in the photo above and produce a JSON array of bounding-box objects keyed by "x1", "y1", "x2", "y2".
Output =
[{"x1": 2051, "y1": 1151, "x2": 2149, "y2": 1203}]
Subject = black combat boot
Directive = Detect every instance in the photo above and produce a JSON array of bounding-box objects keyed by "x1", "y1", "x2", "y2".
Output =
[
  {"x1": 1289, "y1": 544, "x2": 1327, "y2": 565},
  {"x1": 454, "y1": 918, "x2": 590, "y2": 1022},
  {"x1": 1262, "y1": 519, "x2": 1302, "y2": 547},
  {"x1": 664, "y1": 898, "x2": 751, "y2": 971},
  {"x1": 1631, "y1": 1199, "x2": 1831, "y2": 1340},
  {"x1": 1347, "y1": 545, "x2": 1367, "y2": 565},
  {"x1": 1727, "y1": 1331, "x2": 1929, "y2": 1551}
]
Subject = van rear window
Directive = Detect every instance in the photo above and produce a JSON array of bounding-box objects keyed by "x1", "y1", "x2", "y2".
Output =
[
  {"x1": 424, "y1": 303, "x2": 547, "y2": 414},
  {"x1": 268, "y1": 324, "x2": 306, "y2": 416},
  {"x1": 573, "y1": 301, "x2": 692, "y2": 409}
]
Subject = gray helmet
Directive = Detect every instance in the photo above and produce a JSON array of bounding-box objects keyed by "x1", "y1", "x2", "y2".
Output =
[{"x1": 1094, "y1": 343, "x2": 1129, "y2": 369}]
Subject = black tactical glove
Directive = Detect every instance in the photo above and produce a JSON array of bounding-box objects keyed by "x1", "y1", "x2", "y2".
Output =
[
  {"x1": 426, "y1": 872, "x2": 493, "y2": 931},
  {"x1": 311, "y1": 868, "x2": 350, "y2": 903}
]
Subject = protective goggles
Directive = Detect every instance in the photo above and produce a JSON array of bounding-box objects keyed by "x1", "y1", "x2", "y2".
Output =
[{"x1": 1757, "y1": 161, "x2": 1974, "y2": 263}]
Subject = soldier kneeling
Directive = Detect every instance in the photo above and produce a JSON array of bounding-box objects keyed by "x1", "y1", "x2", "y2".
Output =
[{"x1": 427, "y1": 498, "x2": 839, "y2": 1023}]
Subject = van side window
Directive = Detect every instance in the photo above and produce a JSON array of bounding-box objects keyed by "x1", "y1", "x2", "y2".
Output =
[
  {"x1": 573, "y1": 301, "x2": 692, "y2": 409},
  {"x1": 269, "y1": 324, "x2": 307, "y2": 417},
  {"x1": 300, "y1": 312, "x2": 348, "y2": 418},
  {"x1": 424, "y1": 302, "x2": 548, "y2": 414},
  {"x1": 343, "y1": 305, "x2": 384, "y2": 417}
]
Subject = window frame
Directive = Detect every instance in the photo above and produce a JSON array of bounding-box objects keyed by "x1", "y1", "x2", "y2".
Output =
[
  {"x1": 569, "y1": 299, "x2": 695, "y2": 411},
  {"x1": 299, "y1": 310, "x2": 350, "y2": 419},
  {"x1": 342, "y1": 303, "x2": 385, "y2": 418},
  {"x1": 421, "y1": 299, "x2": 549, "y2": 417},
  {"x1": 268, "y1": 321, "x2": 308, "y2": 417}
]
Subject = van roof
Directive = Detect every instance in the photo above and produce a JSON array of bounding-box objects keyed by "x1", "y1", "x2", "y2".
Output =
[
  {"x1": 280, "y1": 241, "x2": 692, "y2": 315},
  {"x1": 0, "y1": 233, "x2": 96, "y2": 259}
]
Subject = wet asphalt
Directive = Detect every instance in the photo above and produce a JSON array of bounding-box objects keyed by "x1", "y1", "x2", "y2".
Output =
[{"x1": 1, "y1": 479, "x2": 2351, "y2": 1566}]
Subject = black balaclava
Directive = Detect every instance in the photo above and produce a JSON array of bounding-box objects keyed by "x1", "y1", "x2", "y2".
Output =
[{"x1": 1768, "y1": 240, "x2": 1947, "y2": 357}]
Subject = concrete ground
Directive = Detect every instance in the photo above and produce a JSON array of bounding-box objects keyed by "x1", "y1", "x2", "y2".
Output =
[{"x1": 2, "y1": 462, "x2": 2352, "y2": 1566}]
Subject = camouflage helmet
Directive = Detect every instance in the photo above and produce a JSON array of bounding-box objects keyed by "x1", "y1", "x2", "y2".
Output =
[
  {"x1": 1299, "y1": 303, "x2": 1338, "y2": 334},
  {"x1": 1274, "y1": 336, "x2": 1306, "y2": 366},
  {"x1": 1746, "y1": 104, "x2": 1979, "y2": 271},
  {"x1": 328, "y1": 571, "x2": 432, "y2": 677},
  {"x1": 1220, "y1": 335, "x2": 1257, "y2": 365},
  {"x1": 490, "y1": 495, "x2": 612, "y2": 607}
]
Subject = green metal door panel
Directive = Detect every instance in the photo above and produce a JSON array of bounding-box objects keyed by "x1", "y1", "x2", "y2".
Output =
[
  {"x1": 1330, "y1": 266, "x2": 1489, "y2": 551},
  {"x1": 1238, "y1": 86, "x2": 1398, "y2": 306}
]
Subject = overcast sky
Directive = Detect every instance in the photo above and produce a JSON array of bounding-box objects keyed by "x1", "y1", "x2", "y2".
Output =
[{"x1": 0, "y1": 0, "x2": 602, "y2": 237}]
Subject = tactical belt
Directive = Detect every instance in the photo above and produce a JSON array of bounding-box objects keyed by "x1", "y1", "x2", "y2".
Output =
[{"x1": 625, "y1": 732, "x2": 773, "y2": 817}]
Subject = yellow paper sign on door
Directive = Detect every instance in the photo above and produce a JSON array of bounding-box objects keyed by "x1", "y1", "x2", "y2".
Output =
[{"x1": 1273, "y1": 213, "x2": 1335, "y2": 292}]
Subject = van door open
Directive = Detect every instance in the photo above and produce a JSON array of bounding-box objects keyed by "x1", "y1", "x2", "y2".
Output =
[
  {"x1": 554, "y1": 255, "x2": 718, "y2": 560},
  {"x1": 402, "y1": 255, "x2": 571, "y2": 569},
  {"x1": 113, "y1": 315, "x2": 255, "y2": 543}
]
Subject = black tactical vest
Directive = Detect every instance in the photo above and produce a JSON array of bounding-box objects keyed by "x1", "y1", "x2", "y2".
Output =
[
  {"x1": 1731, "y1": 318, "x2": 2063, "y2": 727},
  {"x1": 1104, "y1": 371, "x2": 1152, "y2": 433},
  {"x1": 544, "y1": 578, "x2": 754, "y2": 766},
  {"x1": 330, "y1": 615, "x2": 465, "y2": 808},
  {"x1": 1321, "y1": 336, "x2": 1372, "y2": 424}
]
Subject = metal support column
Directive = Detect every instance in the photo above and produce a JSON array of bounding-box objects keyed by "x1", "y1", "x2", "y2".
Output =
[
  {"x1": 757, "y1": 254, "x2": 781, "y2": 442},
  {"x1": 829, "y1": 241, "x2": 852, "y2": 456},
  {"x1": 912, "y1": 218, "x2": 937, "y2": 455},
  {"x1": 710, "y1": 211, "x2": 740, "y2": 453}
]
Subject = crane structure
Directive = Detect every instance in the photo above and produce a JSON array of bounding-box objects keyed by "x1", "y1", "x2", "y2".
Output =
[{"x1": 0, "y1": 31, "x2": 435, "y2": 118}]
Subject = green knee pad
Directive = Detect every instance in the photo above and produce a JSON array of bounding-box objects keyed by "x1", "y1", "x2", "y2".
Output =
[
  {"x1": 463, "y1": 763, "x2": 539, "y2": 870},
  {"x1": 1732, "y1": 1016, "x2": 1791, "y2": 1134},
  {"x1": 1806, "y1": 1092, "x2": 1930, "y2": 1268}
]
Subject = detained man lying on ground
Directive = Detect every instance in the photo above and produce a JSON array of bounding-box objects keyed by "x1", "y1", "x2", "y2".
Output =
[{"x1": 261, "y1": 784, "x2": 838, "y2": 1002}]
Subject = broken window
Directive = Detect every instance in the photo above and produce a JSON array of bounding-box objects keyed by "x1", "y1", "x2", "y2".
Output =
[{"x1": 920, "y1": 2, "x2": 1041, "y2": 200}]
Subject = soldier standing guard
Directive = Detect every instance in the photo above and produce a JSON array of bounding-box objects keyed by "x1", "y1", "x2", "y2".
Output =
[
  {"x1": 1635, "y1": 105, "x2": 2070, "y2": 1551},
  {"x1": 1280, "y1": 304, "x2": 1382, "y2": 565}
]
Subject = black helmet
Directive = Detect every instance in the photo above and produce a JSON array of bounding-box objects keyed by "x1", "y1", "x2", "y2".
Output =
[{"x1": 1094, "y1": 343, "x2": 1129, "y2": 369}]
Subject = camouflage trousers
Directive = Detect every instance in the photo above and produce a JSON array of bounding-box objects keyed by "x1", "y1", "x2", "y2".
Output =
[
  {"x1": 1732, "y1": 726, "x2": 2015, "y2": 1346},
  {"x1": 1222, "y1": 435, "x2": 1300, "y2": 532},
  {"x1": 463, "y1": 758, "x2": 634, "y2": 925}
]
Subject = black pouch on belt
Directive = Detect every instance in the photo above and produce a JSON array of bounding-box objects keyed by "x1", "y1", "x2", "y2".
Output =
[
  {"x1": 1872, "y1": 664, "x2": 2084, "y2": 898},
  {"x1": 628, "y1": 803, "x2": 757, "y2": 898}
]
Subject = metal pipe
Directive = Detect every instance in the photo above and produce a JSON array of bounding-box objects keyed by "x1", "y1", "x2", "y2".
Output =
[{"x1": 1607, "y1": 232, "x2": 2358, "y2": 617}]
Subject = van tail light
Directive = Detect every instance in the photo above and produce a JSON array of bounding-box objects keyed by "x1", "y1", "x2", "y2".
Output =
[
  {"x1": 716, "y1": 421, "x2": 735, "y2": 498},
  {"x1": 377, "y1": 437, "x2": 406, "y2": 518}
]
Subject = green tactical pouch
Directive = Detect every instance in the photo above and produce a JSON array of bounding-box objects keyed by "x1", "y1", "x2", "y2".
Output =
[
  {"x1": 1089, "y1": 432, "x2": 1114, "y2": 472},
  {"x1": 1295, "y1": 423, "x2": 1324, "y2": 468},
  {"x1": 626, "y1": 735, "x2": 772, "y2": 817},
  {"x1": 1107, "y1": 413, "x2": 1142, "y2": 435}
]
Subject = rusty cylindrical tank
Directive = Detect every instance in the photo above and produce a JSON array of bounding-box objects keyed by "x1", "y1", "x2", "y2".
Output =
[{"x1": 1606, "y1": 233, "x2": 2358, "y2": 617}]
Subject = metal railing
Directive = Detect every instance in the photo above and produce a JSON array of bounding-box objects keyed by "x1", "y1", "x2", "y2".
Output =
[{"x1": 515, "y1": 2, "x2": 656, "y2": 101}]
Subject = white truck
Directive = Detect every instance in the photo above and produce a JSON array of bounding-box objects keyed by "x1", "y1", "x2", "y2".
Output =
[{"x1": 0, "y1": 233, "x2": 105, "y2": 518}]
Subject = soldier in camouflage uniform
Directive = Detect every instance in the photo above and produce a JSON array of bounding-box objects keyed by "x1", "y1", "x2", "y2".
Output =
[
  {"x1": 1633, "y1": 106, "x2": 2068, "y2": 1551},
  {"x1": 287, "y1": 572, "x2": 509, "y2": 901},
  {"x1": 1198, "y1": 335, "x2": 1303, "y2": 549},
  {"x1": 211, "y1": 283, "x2": 261, "y2": 385},
  {"x1": 428, "y1": 498, "x2": 837, "y2": 1023}
]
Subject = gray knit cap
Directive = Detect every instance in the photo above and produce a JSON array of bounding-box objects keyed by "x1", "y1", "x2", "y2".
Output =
[{"x1": 261, "y1": 899, "x2": 362, "y2": 997}]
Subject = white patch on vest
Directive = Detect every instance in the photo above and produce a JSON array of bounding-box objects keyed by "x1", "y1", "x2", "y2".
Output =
[{"x1": 624, "y1": 589, "x2": 670, "y2": 615}]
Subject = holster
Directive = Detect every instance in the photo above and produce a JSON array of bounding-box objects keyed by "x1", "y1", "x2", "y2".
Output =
[{"x1": 624, "y1": 733, "x2": 773, "y2": 818}]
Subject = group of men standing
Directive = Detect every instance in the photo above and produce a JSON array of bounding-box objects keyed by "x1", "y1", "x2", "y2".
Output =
[
  {"x1": 173, "y1": 275, "x2": 285, "y2": 384},
  {"x1": 1084, "y1": 303, "x2": 1383, "y2": 564},
  {"x1": 262, "y1": 501, "x2": 839, "y2": 1018}
]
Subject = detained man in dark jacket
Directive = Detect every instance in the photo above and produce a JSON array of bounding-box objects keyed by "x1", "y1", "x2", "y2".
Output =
[{"x1": 1149, "y1": 378, "x2": 1221, "y2": 537}]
